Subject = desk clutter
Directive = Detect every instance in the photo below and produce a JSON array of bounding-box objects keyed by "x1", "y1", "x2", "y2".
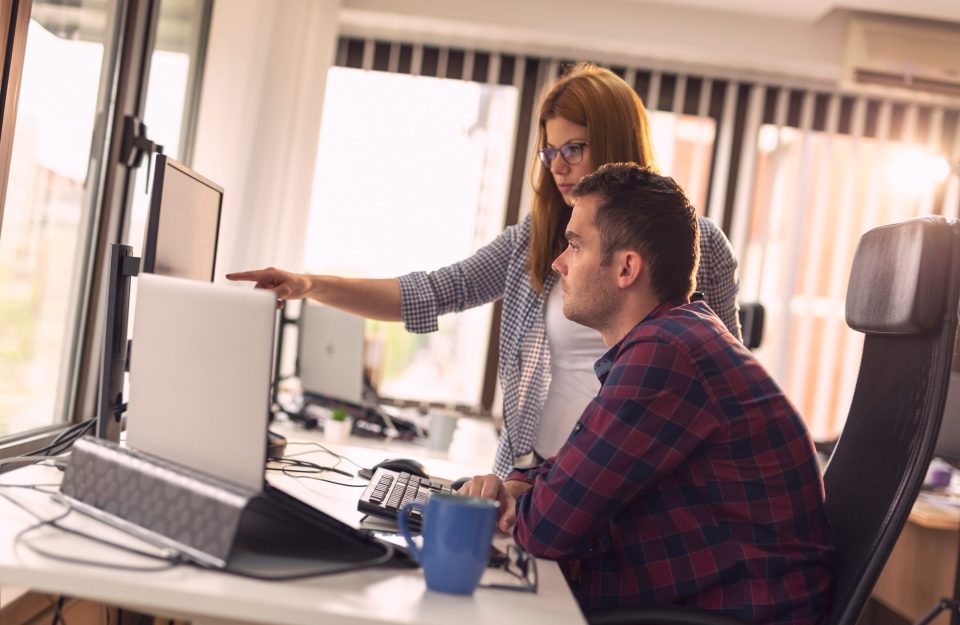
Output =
[{"x1": 919, "y1": 457, "x2": 960, "y2": 508}]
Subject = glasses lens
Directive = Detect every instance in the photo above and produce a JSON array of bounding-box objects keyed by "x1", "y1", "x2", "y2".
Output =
[
  {"x1": 538, "y1": 147, "x2": 556, "y2": 167},
  {"x1": 559, "y1": 143, "x2": 583, "y2": 165}
]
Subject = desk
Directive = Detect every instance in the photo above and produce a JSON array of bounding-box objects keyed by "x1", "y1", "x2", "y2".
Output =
[
  {"x1": 871, "y1": 499, "x2": 960, "y2": 625},
  {"x1": 0, "y1": 420, "x2": 586, "y2": 625}
]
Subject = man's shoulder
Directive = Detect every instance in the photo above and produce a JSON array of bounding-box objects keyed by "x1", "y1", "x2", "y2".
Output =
[
  {"x1": 612, "y1": 301, "x2": 747, "y2": 376},
  {"x1": 629, "y1": 301, "x2": 730, "y2": 346}
]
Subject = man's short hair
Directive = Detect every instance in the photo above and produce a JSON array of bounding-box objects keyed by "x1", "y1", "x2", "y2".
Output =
[{"x1": 572, "y1": 163, "x2": 700, "y2": 300}]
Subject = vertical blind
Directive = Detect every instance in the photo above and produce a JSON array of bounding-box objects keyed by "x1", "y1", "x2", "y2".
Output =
[{"x1": 335, "y1": 36, "x2": 960, "y2": 436}]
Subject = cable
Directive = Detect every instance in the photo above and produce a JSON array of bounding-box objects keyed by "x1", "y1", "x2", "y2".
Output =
[
  {"x1": 284, "y1": 441, "x2": 365, "y2": 469},
  {"x1": 0, "y1": 454, "x2": 70, "y2": 469},
  {"x1": 0, "y1": 483, "x2": 61, "y2": 490},
  {"x1": 0, "y1": 488, "x2": 182, "y2": 572},
  {"x1": 45, "y1": 418, "x2": 96, "y2": 451},
  {"x1": 265, "y1": 455, "x2": 370, "y2": 488},
  {"x1": 41, "y1": 420, "x2": 97, "y2": 457},
  {"x1": 0, "y1": 419, "x2": 96, "y2": 471},
  {"x1": 266, "y1": 457, "x2": 354, "y2": 478},
  {"x1": 0, "y1": 419, "x2": 97, "y2": 472},
  {"x1": 47, "y1": 595, "x2": 65, "y2": 625},
  {"x1": 277, "y1": 468, "x2": 367, "y2": 488},
  {"x1": 28, "y1": 419, "x2": 96, "y2": 457}
]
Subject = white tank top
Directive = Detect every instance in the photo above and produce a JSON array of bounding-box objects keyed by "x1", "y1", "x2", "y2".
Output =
[{"x1": 536, "y1": 284, "x2": 606, "y2": 457}]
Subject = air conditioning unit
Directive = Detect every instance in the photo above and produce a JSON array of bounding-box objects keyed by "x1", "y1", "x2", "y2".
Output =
[{"x1": 842, "y1": 15, "x2": 960, "y2": 100}]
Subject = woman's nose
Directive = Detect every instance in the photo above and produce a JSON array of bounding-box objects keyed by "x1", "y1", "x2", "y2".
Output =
[{"x1": 550, "y1": 155, "x2": 568, "y2": 175}]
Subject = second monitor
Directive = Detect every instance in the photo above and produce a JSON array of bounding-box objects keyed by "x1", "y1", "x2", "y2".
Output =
[
  {"x1": 298, "y1": 302, "x2": 365, "y2": 406},
  {"x1": 142, "y1": 154, "x2": 223, "y2": 281}
]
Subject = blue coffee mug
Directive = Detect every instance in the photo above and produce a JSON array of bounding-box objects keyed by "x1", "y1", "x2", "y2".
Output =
[{"x1": 398, "y1": 493, "x2": 499, "y2": 595}]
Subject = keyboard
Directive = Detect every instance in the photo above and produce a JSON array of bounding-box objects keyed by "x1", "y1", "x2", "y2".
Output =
[{"x1": 358, "y1": 467, "x2": 454, "y2": 529}]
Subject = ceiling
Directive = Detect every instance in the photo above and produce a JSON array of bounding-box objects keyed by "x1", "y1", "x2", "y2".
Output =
[{"x1": 634, "y1": 0, "x2": 960, "y2": 25}]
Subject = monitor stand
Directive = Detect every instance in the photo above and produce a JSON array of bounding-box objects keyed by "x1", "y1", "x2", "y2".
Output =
[{"x1": 97, "y1": 243, "x2": 140, "y2": 442}]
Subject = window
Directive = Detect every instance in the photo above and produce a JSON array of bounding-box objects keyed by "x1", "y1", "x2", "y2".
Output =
[
  {"x1": 741, "y1": 113, "x2": 958, "y2": 439},
  {"x1": 0, "y1": 0, "x2": 212, "y2": 443},
  {"x1": 649, "y1": 110, "x2": 716, "y2": 213},
  {"x1": 0, "y1": 1, "x2": 123, "y2": 437},
  {"x1": 126, "y1": 0, "x2": 211, "y2": 258},
  {"x1": 304, "y1": 67, "x2": 518, "y2": 406}
]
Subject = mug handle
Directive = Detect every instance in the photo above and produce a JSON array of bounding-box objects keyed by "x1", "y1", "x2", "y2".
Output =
[{"x1": 397, "y1": 501, "x2": 425, "y2": 563}]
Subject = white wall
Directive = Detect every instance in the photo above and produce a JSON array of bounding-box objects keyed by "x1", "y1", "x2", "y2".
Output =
[
  {"x1": 192, "y1": 0, "x2": 340, "y2": 279},
  {"x1": 340, "y1": 0, "x2": 849, "y2": 84}
]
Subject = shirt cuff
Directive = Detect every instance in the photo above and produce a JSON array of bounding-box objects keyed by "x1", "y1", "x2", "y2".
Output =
[
  {"x1": 396, "y1": 272, "x2": 440, "y2": 333},
  {"x1": 506, "y1": 467, "x2": 538, "y2": 485}
]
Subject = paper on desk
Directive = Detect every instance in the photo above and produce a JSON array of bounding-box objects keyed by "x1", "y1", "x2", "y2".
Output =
[{"x1": 918, "y1": 489, "x2": 960, "y2": 508}]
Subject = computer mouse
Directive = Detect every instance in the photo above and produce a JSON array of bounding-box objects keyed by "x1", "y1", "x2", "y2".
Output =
[
  {"x1": 373, "y1": 458, "x2": 429, "y2": 479},
  {"x1": 451, "y1": 476, "x2": 471, "y2": 491}
]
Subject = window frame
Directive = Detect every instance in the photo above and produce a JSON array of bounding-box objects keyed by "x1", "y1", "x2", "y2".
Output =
[{"x1": 0, "y1": 0, "x2": 213, "y2": 462}]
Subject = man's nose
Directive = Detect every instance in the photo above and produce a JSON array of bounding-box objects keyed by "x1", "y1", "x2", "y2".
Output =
[{"x1": 551, "y1": 250, "x2": 567, "y2": 274}]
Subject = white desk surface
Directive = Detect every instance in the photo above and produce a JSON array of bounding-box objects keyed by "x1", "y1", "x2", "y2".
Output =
[{"x1": 0, "y1": 419, "x2": 587, "y2": 625}]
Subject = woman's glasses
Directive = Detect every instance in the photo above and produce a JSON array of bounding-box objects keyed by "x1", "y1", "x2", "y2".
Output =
[
  {"x1": 480, "y1": 544, "x2": 538, "y2": 593},
  {"x1": 538, "y1": 142, "x2": 588, "y2": 168}
]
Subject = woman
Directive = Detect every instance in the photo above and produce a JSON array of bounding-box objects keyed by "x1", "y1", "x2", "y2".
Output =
[{"x1": 227, "y1": 63, "x2": 740, "y2": 478}]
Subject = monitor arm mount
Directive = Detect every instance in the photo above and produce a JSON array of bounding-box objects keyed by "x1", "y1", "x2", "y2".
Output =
[{"x1": 97, "y1": 244, "x2": 140, "y2": 442}]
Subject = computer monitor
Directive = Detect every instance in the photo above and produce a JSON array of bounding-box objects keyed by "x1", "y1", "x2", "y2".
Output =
[
  {"x1": 298, "y1": 302, "x2": 365, "y2": 406},
  {"x1": 141, "y1": 154, "x2": 223, "y2": 281},
  {"x1": 97, "y1": 156, "x2": 223, "y2": 442}
]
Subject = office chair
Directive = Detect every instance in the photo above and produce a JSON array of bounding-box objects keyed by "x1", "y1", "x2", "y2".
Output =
[
  {"x1": 588, "y1": 216, "x2": 960, "y2": 625},
  {"x1": 738, "y1": 302, "x2": 765, "y2": 349}
]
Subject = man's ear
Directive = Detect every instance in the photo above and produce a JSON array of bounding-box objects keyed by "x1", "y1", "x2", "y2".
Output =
[{"x1": 617, "y1": 250, "x2": 643, "y2": 289}]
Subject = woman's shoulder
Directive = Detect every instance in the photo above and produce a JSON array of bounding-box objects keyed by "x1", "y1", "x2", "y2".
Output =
[
  {"x1": 696, "y1": 214, "x2": 721, "y2": 237},
  {"x1": 695, "y1": 215, "x2": 735, "y2": 255}
]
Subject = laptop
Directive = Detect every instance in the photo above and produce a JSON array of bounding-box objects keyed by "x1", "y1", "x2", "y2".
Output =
[
  {"x1": 123, "y1": 274, "x2": 407, "y2": 574},
  {"x1": 127, "y1": 274, "x2": 274, "y2": 491},
  {"x1": 298, "y1": 302, "x2": 365, "y2": 405}
]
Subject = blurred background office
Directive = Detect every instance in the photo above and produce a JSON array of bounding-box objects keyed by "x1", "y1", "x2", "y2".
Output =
[{"x1": 1, "y1": 0, "x2": 958, "y2": 452}]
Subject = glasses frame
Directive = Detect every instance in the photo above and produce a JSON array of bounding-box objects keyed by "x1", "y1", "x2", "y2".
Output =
[
  {"x1": 537, "y1": 141, "x2": 589, "y2": 168},
  {"x1": 479, "y1": 544, "x2": 538, "y2": 593}
]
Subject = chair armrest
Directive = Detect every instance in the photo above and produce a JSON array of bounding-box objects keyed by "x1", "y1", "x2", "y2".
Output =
[{"x1": 587, "y1": 606, "x2": 747, "y2": 625}]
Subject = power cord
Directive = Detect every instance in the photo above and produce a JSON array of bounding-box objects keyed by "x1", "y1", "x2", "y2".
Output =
[
  {"x1": 0, "y1": 454, "x2": 70, "y2": 469},
  {"x1": 48, "y1": 595, "x2": 65, "y2": 625},
  {"x1": 0, "y1": 419, "x2": 97, "y2": 471},
  {"x1": 267, "y1": 441, "x2": 370, "y2": 487},
  {"x1": 0, "y1": 483, "x2": 396, "y2": 580}
]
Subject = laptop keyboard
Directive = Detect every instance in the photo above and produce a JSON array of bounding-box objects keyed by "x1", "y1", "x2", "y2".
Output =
[{"x1": 358, "y1": 467, "x2": 454, "y2": 528}]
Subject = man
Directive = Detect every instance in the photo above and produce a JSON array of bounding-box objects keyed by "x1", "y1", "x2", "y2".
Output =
[{"x1": 460, "y1": 163, "x2": 834, "y2": 624}]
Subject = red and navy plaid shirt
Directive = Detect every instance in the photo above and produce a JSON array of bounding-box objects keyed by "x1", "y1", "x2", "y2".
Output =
[{"x1": 507, "y1": 299, "x2": 834, "y2": 625}]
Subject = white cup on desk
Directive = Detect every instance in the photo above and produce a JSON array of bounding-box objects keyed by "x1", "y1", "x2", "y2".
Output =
[
  {"x1": 427, "y1": 411, "x2": 458, "y2": 451},
  {"x1": 324, "y1": 409, "x2": 353, "y2": 443}
]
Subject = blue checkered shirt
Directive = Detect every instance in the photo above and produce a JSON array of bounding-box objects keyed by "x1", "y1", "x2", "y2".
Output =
[{"x1": 397, "y1": 215, "x2": 741, "y2": 478}]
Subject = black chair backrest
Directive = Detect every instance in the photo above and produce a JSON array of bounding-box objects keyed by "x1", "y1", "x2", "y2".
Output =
[
  {"x1": 823, "y1": 216, "x2": 960, "y2": 625},
  {"x1": 738, "y1": 303, "x2": 765, "y2": 349}
]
